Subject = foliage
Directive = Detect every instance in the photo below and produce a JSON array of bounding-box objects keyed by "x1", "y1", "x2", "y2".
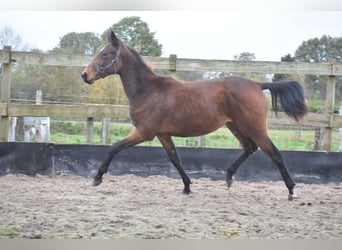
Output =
[
  {"x1": 51, "y1": 120, "x2": 86, "y2": 135},
  {"x1": 0, "y1": 227, "x2": 17, "y2": 239},
  {"x1": 234, "y1": 52, "x2": 256, "y2": 61},
  {"x1": 52, "y1": 32, "x2": 102, "y2": 55},
  {"x1": 294, "y1": 35, "x2": 342, "y2": 102},
  {"x1": 102, "y1": 16, "x2": 162, "y2": 56},
  {"x1": 88, "y1": 75, "x2": 128, "y2": 105},
  {"x1": 272, "y1": 54, "x2": 296, "y2": 82},
  {"x1": 49, "y1": 122, "x2": 340, "y2": 152},
  {"x1": 295, "y1": 35, "x2": 342, "y2": 63},
  {"x1": 306, "y1": 99, "x2": 325, "y2": 113},
  {"x1": 10, "y1": 65, "x2": 89, "y2": 104},
  {"x1": 231, "y1": 52, "x2": 268, "y2": 82},
  {"x1": 6, "y1": 29, "x2": 97, "y2": 104},
  {"x1": 0, "y1": 26, "x2": 28, "y2": 50},
  {"x1": 10, "y1": 64, "x2": 46, "y2": 101}
]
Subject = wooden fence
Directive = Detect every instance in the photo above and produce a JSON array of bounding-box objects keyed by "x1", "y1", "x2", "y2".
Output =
[{"x1": 1, "y1": 46, "x2": 342, "y2": 151}]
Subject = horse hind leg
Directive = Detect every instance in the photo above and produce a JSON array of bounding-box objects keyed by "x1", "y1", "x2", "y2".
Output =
[
  {"x1": 226, "y1": 123, "x2": 258, "y2": 189},
  {"x1": 253, "y1": 135, "x2": 298, "y2": 200}
]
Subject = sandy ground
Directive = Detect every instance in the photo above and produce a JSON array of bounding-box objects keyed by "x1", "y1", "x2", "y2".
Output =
[{"x1": 0, "y1": 174, "x2": 341, "y2": 239}]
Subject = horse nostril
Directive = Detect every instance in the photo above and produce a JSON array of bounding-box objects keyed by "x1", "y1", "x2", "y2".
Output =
[
  {"x1": 81, "y1": 72, "x2": 87, "y2": 81},
  {"x1": 82, "y1": 72, "x2": 92, "y2": 84},
  {"x1": 81, "y1": 72, "x2": 93, "y2": 85}
]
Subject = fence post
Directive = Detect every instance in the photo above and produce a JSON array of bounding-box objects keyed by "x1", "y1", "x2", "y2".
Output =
[
  {"x1": 8, "y1": 117, "x2": 16, "y2": 141},
  {"x1": 86, "y1": 117, "x2": 94, "y2": 144},
  {"x1": 322, "y1": 75, "x2": 336, "y2": 151},
  {"x1": 168, "y1": 54, "x2": 177, "y2": 79},
  {"x1": 169, "y1": 54, "x2": 177, "y2": 71},
  {"x1": 339, "y1": 106, "x2": 342, "y2": 152},
  {"x1": 198, "y1": 136, "x2": 206, "y2": 147},
  {"x1": 34, "y1": 90, "x2": 42, "y2": 142},
  {"x1": 101, "y1": 118, "x2": 110, "y2": 144},
  {"x1": 0, "y1": 46, "x2": 12, "y2": 141},
  {"x1": 313, "y1": 128, "x2": 324, "y2": 151}
]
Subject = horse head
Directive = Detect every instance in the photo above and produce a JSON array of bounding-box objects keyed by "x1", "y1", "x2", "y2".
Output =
[{"x1": 81, "y1": 31, "x2": 122, "y2": 84}]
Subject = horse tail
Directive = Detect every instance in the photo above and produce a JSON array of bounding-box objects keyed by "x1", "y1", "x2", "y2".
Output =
[{"x1": 261, "y1": 81, "x2": 308, "y2": 122}]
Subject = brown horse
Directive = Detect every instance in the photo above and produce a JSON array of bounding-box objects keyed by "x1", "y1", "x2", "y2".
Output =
[{"x1": 81, "y1": 31, "x2": 308, "y2": 200}]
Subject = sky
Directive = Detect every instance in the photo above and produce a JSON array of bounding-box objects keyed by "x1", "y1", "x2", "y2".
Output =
[{"x1": 0, "y1": 3, "x2": 342, "y2": 61}]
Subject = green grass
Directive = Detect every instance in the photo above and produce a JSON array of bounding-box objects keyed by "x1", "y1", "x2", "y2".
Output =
[
  {"x1": 50, "y1": 122, "x2": 340, "y2": 151},
  {"x1": 0, "y1": 227, "x2": 17, "y2": 239}
]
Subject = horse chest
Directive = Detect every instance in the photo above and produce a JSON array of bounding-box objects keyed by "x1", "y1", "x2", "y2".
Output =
[{"x1": 129, "y1": 99, "x2": 167, "y2": 126}]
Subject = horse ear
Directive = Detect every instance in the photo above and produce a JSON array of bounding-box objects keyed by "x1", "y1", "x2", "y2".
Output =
[{"x1": 109, "y1": 31, "x2": 120, "y2": 48}]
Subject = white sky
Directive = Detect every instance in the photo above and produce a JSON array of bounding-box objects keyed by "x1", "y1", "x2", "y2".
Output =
[{"x1": 0, "y1": 9, "x2": 341, "y2": 61}]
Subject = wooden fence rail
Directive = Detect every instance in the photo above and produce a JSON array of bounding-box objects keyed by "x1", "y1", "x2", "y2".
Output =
[{"x1": 1, "y1": 47, "x2": 342, "y2": 151}]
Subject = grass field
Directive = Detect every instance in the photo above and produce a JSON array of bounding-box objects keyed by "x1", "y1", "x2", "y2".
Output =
[{"x1": 50, "y1": 121, "x2": 340, "y2": 152}]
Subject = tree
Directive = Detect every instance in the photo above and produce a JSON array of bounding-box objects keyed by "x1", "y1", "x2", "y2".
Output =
[
  {"x1": 295, "y1": 35, "x2": 342, "y2": 63},
  {"x1": 294, "y1": 35, "x2": 342, "y2": 102},
  {"x1": 0, "y1": 26, "x2": 28, "y2": 50},
  {"x1": 272, "y1": 54, "x2": 296, "y2": 82},
  {"x1": 234, "y1": 52, "x2": 256, "y2": 61},
  {"x1": 52, "y1": 32, "x2": 102, "y2": 55},
  {"x1": 231, "y1": 52, "x2": 268, "y2": 82},
  {"x1": 102, "y1": 16, "x2": 162, "y2": 56},
  {"x1": 1, "y1": 27, "x2": 29, "y2": 103}
]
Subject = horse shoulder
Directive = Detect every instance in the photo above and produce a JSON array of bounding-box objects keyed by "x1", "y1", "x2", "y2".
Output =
[{"x1": 128, "y1": 76, "x2": 179, "y2": 126}]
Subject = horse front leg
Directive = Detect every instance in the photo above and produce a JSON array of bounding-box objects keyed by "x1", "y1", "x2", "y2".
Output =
[
  {"x1": 157, "y1": 135, "x2": 192, "y2": 194},
  {"x1": 93, "y1": 130, "x2": 144, "y2": 186}
]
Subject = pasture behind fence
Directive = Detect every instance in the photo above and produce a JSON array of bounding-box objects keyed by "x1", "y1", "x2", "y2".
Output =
[{"x1": 1, "y1": 46, "x2": 342, "y2": 151}]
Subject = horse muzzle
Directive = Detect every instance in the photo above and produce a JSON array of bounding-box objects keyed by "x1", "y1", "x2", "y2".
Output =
[{"x1": 81, "y1": 72, "x2": 93, "y2": 85}]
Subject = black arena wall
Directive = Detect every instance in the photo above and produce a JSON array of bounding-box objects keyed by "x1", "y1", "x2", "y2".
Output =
[{"x1": 0, "y1": 142, "x2": 341, "y2": 184}]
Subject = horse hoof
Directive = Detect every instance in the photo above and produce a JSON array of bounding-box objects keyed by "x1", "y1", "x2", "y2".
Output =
[
  {"x1": 182, "y1": 189, "x2": 191, "y2": 195},
  {"x1": 226, "y1": 176, "x2": 235, "y2": 189},
  {"x1": 93, "y1": 177, "x2": 103, "y2": 187},
  {"x1": 288, "y1": 192, "x2": 299, "y2": 201}
]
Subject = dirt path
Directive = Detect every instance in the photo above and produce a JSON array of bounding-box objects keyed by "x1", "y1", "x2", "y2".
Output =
[{"x1": 0, "y1": 174, "x2": 341, "y2": 239}]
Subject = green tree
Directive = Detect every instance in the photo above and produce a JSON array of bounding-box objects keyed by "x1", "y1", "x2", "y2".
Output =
[
  {"x1": 233, "y1": 52, "x2": 256, "y2": 61},
  {"x1": 295, "y1": 35, "x2": 342, "y2": 63},
  {"x1": 102, "y1": 16, "x2": 162, "y2": 56},
  {"x1": 53, "y1": 32, "x2": 102, "y2": 55},
  {"x1": 272, "y1": 54, "x2": 296, "y2": 82},
  {"x1": 294, "y1": 35, "x2": 342, "y2": 102}
]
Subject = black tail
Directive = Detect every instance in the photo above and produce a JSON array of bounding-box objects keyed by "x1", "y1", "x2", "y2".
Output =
[{"x1": 261, "y1": 81, "x2": 308, "y2": 122}]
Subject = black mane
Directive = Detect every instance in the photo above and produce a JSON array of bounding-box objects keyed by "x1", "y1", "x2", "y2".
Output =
[{"x1": 127, "y1": 47, "x2": 151, "y2": 70}]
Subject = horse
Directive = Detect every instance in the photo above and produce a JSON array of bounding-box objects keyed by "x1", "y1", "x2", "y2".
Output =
[{"x1": 81, "y1": 31, "x2": 308, "y2": 200}]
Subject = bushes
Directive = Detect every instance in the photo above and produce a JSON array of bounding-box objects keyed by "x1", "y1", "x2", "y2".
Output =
[
  {"x1": 50, "y1": 119, "x2": 86, "y2": 135},
  {"x1": 307, "y1": 99, "x2": 340, "y2": 113},
  {"x1": 49, "y1": 120, "x2": 339, "y2": 151}
]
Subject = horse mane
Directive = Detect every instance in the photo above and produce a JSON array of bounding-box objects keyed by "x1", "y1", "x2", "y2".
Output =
[{"x1": 127, "y1": 46, "x2": 152, "y2": 71}]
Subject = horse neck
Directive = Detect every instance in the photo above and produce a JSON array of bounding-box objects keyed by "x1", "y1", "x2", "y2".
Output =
[{"x1": 118, "y1": 50, "x2": 154, "y2": 100}]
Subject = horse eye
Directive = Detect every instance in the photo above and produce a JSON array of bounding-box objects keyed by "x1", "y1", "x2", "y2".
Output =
[{"x1": 101, "y1": 52, "x2": 108, "y2": 57}]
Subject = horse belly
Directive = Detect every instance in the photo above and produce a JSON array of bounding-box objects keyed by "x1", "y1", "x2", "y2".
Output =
[{"x1": 159, "y1": 108, "x2": 231, "y2": 137}]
